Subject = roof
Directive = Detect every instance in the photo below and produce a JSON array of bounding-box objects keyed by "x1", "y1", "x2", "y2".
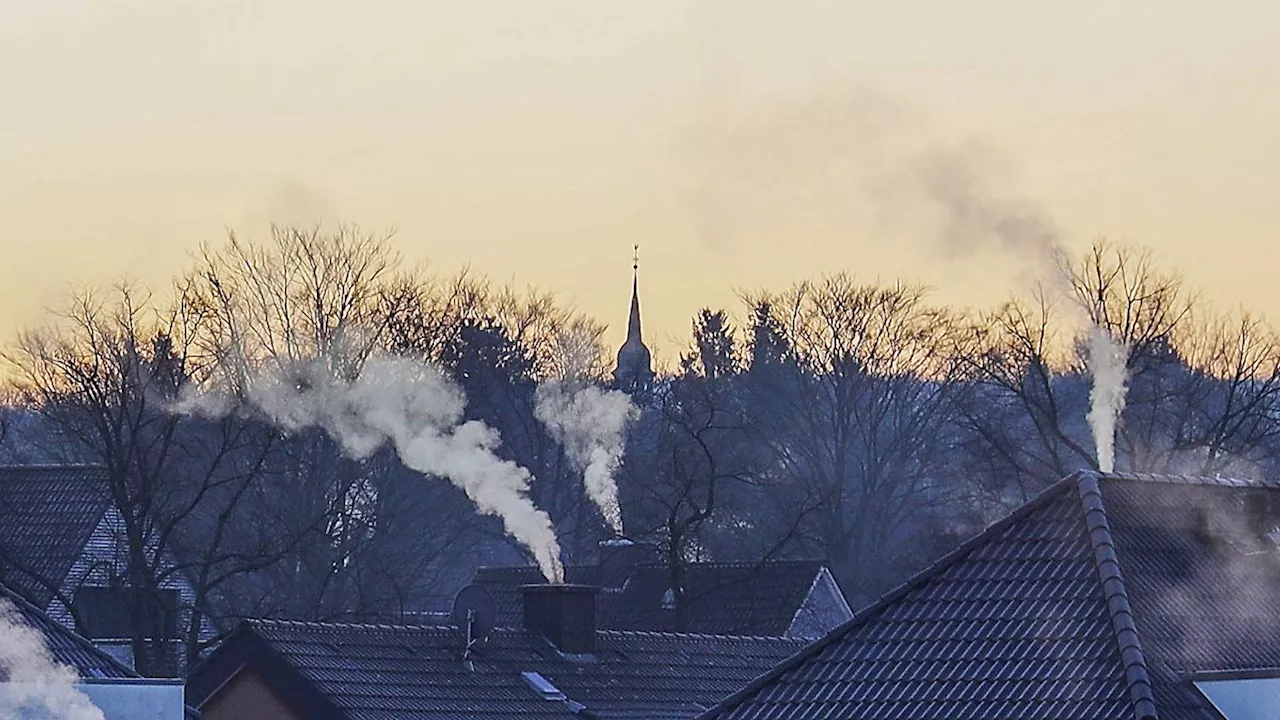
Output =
[
  {"x1": 0, "y1": 464, "x2": 112, "y2": 607},
  {"x1": 473, "y1": 560, "x2": 833, "y2": 636},
  {"x1": 700, "y1": 471, "x2": 1280, "y2": 720},
  {"x1": 186, "y1": 618, "x2": 806, "y2": 720},
  {"x1": 0, "y1": 579, "x2": 136, "y2": 679}
]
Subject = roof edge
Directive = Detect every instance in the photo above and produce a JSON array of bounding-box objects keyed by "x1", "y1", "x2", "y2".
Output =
[
  {"x1": 1075, "y1": 470, "x2": 1160, "y2": 720},
  {"x1": 0, "y1": 580, "x2": 139, "y2": 679},
  {"x1": 1101, "y1": 471, "x2": 1280, "y2": 489},
  {"x1": 696, "y1": 475, "x2": 1081, "y2": 719},
  {"x1": 0, "y1": 463, "x2": 107, "y2": 470}
]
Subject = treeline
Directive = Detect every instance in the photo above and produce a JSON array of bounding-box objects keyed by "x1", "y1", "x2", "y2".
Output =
[{"x1": 3, "y1": 228, "x2": 1279, "y2": 674}]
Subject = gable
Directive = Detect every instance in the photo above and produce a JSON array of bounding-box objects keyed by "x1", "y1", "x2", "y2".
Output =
[
  {"x1": 785, "y1": 566, "x2": 853, "y2": 639},
  {"x1": 201, "y1": 668, "x2": 305, "y2": 720}
]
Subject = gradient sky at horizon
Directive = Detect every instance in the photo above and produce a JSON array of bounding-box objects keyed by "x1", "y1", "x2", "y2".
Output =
[{"x1": 2, "y1": 0, "x2": 1278, "y2": 362}]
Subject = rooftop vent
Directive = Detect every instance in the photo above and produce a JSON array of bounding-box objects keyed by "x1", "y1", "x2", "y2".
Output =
[{"x1": 520, "y1": 671, "x2": 601, "y2": 717}]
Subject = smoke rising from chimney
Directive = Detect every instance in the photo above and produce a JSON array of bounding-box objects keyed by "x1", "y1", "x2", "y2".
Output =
[
  {"x1": 0, "y1": 599, "x2": 105, "y2": 720},
  {"x1": 1087, "y1": 326, "x2": 1130, "y2": 473},
  {"x1": 534, "y1": 380, "x2": 639, "y2": 536},
  {"x1": 903, "y1": 142, "x2": 1067, "y2": 280},
  {"x1": 175, "y1": 355, "x2": 566, "y2": 583}
]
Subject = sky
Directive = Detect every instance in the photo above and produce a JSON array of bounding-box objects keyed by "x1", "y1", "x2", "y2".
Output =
[{"x1": 2, "y1": 0, "x2": 1278, "y2": 361}]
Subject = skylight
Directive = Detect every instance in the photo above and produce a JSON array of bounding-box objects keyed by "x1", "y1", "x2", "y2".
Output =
[
  {"x1": 520, "y1": 671, "x2": 567, "y2": 701},
  {"x1": 1194, "y1": 677, "x2": 1280, "y2": 719}
]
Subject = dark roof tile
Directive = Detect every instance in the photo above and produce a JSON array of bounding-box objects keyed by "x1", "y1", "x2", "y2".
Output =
[
  {"x1": 0, "y1": 465, "x2": 111, "y2": 608},
  {"x1": 0, "y1": 579, "x2": 136, "y2": 679},
  {"x1": 189, "y1": 618, "x2": 805, "y2": 720}
]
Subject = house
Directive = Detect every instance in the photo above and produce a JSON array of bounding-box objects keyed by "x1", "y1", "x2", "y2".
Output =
[
  {"x1": 0, "y1": 464, "x2": 206, "y2": 672},
  {"x1": 698, "y1": 470, "x2": 1280, "y2": 719},
  {"x1": 472, "y1": 540, "x2": 853, "y2": 639},
  {"x1": 185, "y1": 581, "x2": 807, "y2": 719},
  {"x1": 0, "y1": 579, "x2": 192, "y2": 719}
]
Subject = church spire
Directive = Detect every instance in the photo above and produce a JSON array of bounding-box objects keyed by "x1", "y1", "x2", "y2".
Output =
[
  {"x1": 627, "y1": 244, "x2": 643, "y2": 345},
  {"x1": 614, "y1": 244, "x2": 654, "y2": 394}
]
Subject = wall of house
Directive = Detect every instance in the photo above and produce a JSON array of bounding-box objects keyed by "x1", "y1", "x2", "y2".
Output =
[
  {"x1": 786, "y1": 567, "x2": 855, "y2": 639},
  {"x1": 0, "y1": 680, "x2": 185, "y2": 719},
  {"x1": 199, "y1": 668, "x2": 305, "y2": 720},
  {"x1": 46, "y1": 507, "x2": 213, "y2": 672}
]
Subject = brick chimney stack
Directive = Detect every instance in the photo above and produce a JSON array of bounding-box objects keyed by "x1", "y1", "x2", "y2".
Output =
[{"x1": 520, "y1": 584, "x2": 601, "y2": 654}]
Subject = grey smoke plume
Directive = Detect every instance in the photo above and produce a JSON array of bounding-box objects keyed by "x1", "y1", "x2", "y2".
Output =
[
  {"x1": 534, "y1": 381, "x2": 639, "y2": 536},
  {"x1": 906, "y1": 142, "x2": 1066, "y2": 278},
  {"x1": 175, "y1": 355, "x2": 565, "y2": 583},
  {"x1": 1087, "y1": 326, "x2": 1130, "y2": 473},
  {"x1": 0, "y1": 599, "x2": 105, "y2": 720}
]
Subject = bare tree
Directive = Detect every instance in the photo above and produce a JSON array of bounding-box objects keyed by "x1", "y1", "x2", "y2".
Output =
[
  {"x1": 181, "y1": 225, "x2": 481, "y2": 621},
  {"x1": 957, "y1": 238, "x2": 1280, "y2": 499},
  {"x1": 952, "y1": 290, "x2": 1093, "y2": 498},
  {"x1": 740, "y1": 275, "x2": 966, "y2": 595},
  {"x1": 386, "y1": 272, "x2": 613, "y2": 562},
  {"x1": 1, "y1": 281, "x2": 301, "y2": 673}
]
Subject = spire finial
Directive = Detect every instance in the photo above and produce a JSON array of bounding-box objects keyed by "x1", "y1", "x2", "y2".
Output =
[{"x1": 632, "y1": 244, "x2": 639, "y2": 272}]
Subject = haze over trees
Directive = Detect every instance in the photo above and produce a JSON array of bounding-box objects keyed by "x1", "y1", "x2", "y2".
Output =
[{"x1": 4, "y1": 227, "x2": 1280, "y2": 672}]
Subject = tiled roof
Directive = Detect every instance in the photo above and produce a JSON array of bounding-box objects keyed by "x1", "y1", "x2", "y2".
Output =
[
  {"x1": 701, "y1": 471, "x2": 1280, "y2": 720},
  {"x1": 473, "y1": 560, "x2": 831, "y2": 636},
  {"x1": 186, "y1": 618, "x2": 806, "y2": 720},
  {"x1": 1100, "y1": 473, "x2": 1280, "y2": 719},
  {"x1": 0, "y1": 464, "x2": 112, "y2": 607},
  {"x1": 0, "y1": 579, "x2": 136, "y2": 679}
]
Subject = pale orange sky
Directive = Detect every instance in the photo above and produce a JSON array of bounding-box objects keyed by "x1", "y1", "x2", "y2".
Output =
[{"x1": 2, "y1": 0, "x2": 1278, "y2": 361}]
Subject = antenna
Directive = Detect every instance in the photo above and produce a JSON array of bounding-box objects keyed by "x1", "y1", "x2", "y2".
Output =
[{"x1": 451, "y1": 584, "x2": 496, "y2": 662}]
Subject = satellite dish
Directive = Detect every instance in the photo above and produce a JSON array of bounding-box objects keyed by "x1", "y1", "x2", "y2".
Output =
[{"x1": 451, "y1": 584, "x2": 497, "y2": 651}]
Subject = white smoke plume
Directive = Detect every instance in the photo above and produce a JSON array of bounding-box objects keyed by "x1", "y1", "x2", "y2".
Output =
[
  {"x1": 175, "y1": 355, "x2": 565, "y2": 583},
  {"x1": 534, "y1": 381, "x2": 639, "y2": 536},
  {"x1": 0, "y1": 599, "x2": 105, "y2": 720},
  {"x1": 1087, "y1": 326, "x2": 1130, "y2": 473}
]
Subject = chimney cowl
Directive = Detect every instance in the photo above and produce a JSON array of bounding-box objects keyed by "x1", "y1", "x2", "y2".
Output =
[{"x1": 520, "y1": 584, "x2": 600, "y2": 655}]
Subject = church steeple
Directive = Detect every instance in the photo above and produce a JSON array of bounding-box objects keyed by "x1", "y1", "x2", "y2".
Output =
[{"x1": 614, "y1": 245, "x2": 654, "y2": 394}]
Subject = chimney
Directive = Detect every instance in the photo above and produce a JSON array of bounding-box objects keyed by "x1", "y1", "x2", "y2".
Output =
[
  {"x1": 520, "y1": 584, "x2": 600, "y2": 654},
  {"x1": 597, "y1": 538, "x2": 658, "y2": 589}
]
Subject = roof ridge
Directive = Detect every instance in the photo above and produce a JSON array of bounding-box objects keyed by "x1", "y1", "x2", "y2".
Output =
[
  {"x1": 1103, "y1": 471, "x2": 1280, "y2": 488},
  {"x1": 476, "y1": 559, "x2": 824, "y2": 573},
  {"x1": 1075, "y1": 471, "x2": 1159, "y2": 720},
  {"x1": 249, "y1": 617, "x2": 462, "y2": 632},
  {"x1": 0, "y1": 463, "x2": 106, "y2": 471},
  {"x1": 596, "y1": 628, "x2": 807, "y2": 643},
  {"x1": 248, "y1": 617, "x2": 804, "y2": 644},
  {"x1": 695, "y1": 475, "x2": 1081, "y2": 719}
]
